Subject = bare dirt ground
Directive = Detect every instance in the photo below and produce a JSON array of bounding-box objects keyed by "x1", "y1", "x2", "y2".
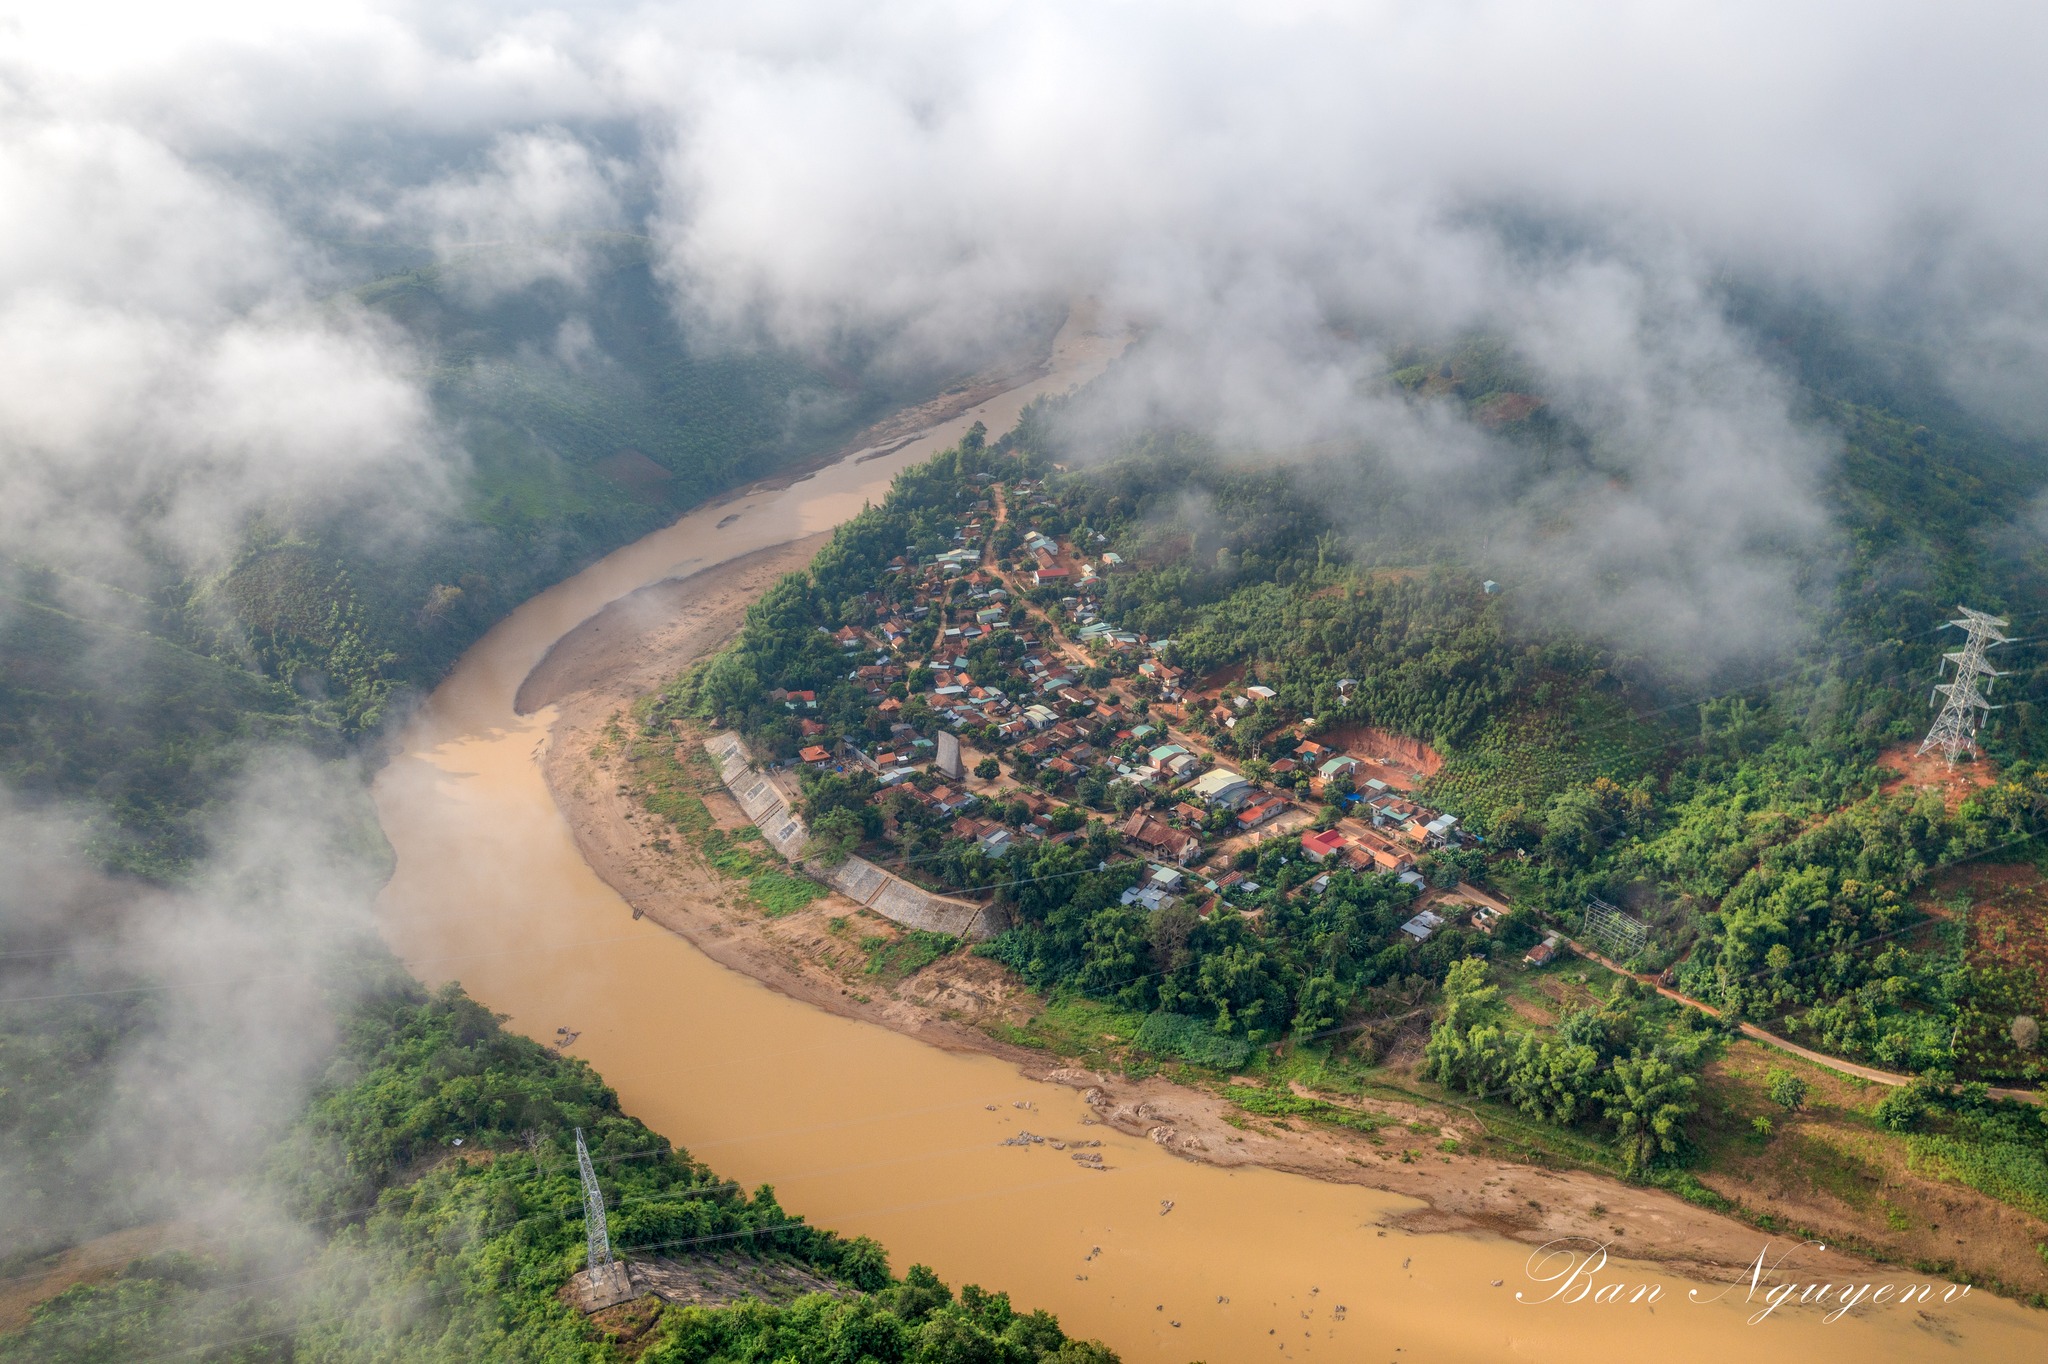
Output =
[
  {"x1": 1877, "y1": 742, "x2": 1998, "y2": 811},
  {"x1": 530, "y1": 554, "x2": 1912, "y2": 1288},
  {"x1": 1321, "y1": 723, "x2": 1443, "y2": 791},
  {"x1": 1942, "y1": 863, "x2": 2048, "y2": 1003}
]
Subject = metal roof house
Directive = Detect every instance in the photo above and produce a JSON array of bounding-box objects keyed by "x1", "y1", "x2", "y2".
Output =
[
  {"x1": 1399, "y1": 909, "x2": 1446, "y2": 941},
  {"x1": 1188, "y1": 768, "x2": 1255, "y2": 808}
]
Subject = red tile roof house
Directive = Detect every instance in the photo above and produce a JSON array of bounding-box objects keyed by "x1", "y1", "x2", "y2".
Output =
[
  {"x1": 798, "y1": 744, "x2": 833, "y2": 765},
  {"x1": 1237, "y1": 795, "x2": 1287, "y2": 829},
  {"x1": 1299, "y1": 828, "x2": 1347, "y2": 863},
  {"x1": 1346, "y1": 830, "x2": 1415, "y2": 873},
  {"x1": 1346, "y1": 843, "x2": 1413, "y2": 874}
]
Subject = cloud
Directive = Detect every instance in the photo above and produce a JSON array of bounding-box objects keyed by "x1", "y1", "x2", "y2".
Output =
[
  {"x1": 0, "y1": 755, "x2": 385, "y2": 1258},
  {"x1": 4, "y1": 3, "x2": 2043, "y2": 653},
  {"x1": 0, "y1": 110, "x2": 451, "y2": 588},
  {"x1": 602, "y1": 0, "x2": 2048, "y2": 663},
  {"x1": 387, "y1": 128, "x2": 632, "y2": 296}
]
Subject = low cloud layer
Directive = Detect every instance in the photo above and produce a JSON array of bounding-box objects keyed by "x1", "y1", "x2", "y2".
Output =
[
  {"x1": 0, "y1": 757, "x2": 385, "y2": 1257},
  {"x1": 0, "y1": 118, "x2": 449, "y2": 597},
  {"x1": 1, "y1": 0, "x2": 2044, "y2": 1296},
  {"x1": 13, "y1": 2, "x2": 2045, "y2": 664}
]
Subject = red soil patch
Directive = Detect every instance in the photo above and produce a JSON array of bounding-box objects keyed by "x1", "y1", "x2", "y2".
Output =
[
  {"x1": 1876, "y1": 742, "x2": 1997, "y2": 812},
  {"x1": 1318, "y1": 724, "x2": 1443, "y2": 790},
  {"x1": 1941, "y1": 864, "x2": 2048, "y2": 995}
]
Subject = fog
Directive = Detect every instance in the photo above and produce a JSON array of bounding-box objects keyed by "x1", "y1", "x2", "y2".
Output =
[
  {"x1": 0, "y1": 757, "x2": 386, "y2": 1259},
  {"x1": 4, "y1": 0, "x2": 2047, "y2": 1287},
  {"x1": 10, "y1": 1, "x2": 2045, "y2": 655}
]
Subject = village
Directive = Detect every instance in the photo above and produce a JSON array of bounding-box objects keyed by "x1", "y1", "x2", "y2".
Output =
[{"x1": 756, "y1": 473, "x2": 1507, "y2": 952}]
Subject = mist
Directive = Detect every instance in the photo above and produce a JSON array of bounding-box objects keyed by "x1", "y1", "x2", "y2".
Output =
[
  {"x1": 0, "y1": 756, "x2": 386, "y2": 1260},
  {"x1": 13, "y1": 1, "x2": 2044, "y2": 670},
  {"x1": 4, "y1": 0, "x2": 2048, "y2": 1303}
]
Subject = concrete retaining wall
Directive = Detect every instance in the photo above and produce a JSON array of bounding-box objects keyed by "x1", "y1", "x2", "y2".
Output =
[{"x1": 705, "y1": 732, "x2": 1002, "y2": 940}]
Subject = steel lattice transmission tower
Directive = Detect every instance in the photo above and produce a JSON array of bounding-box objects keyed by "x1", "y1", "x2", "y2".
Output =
[
  {"x1": 575, "y1": 1127, "x2": 614, "y2": 1272},
  {"x1": 1917, "y1": 607, "x2": 2011, "y2": 764}
]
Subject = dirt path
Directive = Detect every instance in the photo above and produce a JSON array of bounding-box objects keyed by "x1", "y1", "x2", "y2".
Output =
[
  {"x1": 1470, "y1": 885, "x2": 2045, "y2": 1106},
  {"x1": 0, "y1": 1224, "x2": 210, "y2": 1332}
]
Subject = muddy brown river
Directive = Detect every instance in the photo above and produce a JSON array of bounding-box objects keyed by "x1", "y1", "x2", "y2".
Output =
[{"x1": 373, "y1": 315, "x2": 2046, "y2": 1361}]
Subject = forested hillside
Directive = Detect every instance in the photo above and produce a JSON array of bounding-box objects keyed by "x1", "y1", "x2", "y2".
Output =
[
  {"x1": 0, "y1": 238, "x2": 943, "y2": 876},
  {"x1": 683, "y1": 306, "x2": 2048, "y2": 1251},
  {"x1": 0, "y1": 245, "x2": 1077, "y2": 1359},
  {"x1": 1, "y1": 968, "x2": 1114, "y2": 1363}
]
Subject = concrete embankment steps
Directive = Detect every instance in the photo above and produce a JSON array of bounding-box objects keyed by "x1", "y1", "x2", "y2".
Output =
[{"x1": 707, "y1": 732, "x2": 1003, "y2": 939}]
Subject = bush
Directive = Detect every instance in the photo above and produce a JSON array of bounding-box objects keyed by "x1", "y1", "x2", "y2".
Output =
[
  {"x1": 1134, "y1": 1012, "x2": 1255, "y2": 1070},
  {"x1": 1873, "y1": 1086, "x2": 1927, "y2": 1132}
]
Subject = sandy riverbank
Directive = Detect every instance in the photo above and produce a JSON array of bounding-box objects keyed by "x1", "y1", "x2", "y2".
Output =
[{"x1": 524, "y1": 546, "x2": 1902, "y2": 1289}]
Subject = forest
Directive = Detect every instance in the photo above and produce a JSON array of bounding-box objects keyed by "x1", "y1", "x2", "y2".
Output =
[
  {"x1": 1, "y1": 965, "x2": 1114, "y2": 1364},
  {"x1": 0, "y1": 238, "x2": 943, "y2": 876},
  {"x1": 689, "y1": 308, "x2": 2048, "y2": 1201}
]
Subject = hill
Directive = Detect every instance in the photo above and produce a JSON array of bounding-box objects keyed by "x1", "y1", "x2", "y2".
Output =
[
  {"x1": 0, "y1": 238, "x2": 999, "y2": 874},
  {"x1": 662, "y1": 310, "x2": 2048, "y2": 1287}
]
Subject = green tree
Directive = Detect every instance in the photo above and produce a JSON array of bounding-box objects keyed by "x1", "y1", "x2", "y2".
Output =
[
  {"x1": 1766, "y1": 1067, "x2": 1809, "y2": 1112},
  {"x1": 808, "y1": 807, "x2": 865, "y2": 864},
  {"x1": 1603, "y1": 1051, "x2": 1699, "y2": 1176}
]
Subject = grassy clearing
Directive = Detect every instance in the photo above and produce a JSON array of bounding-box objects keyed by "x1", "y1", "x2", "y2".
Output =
[
  {"x1": 1908, "y1": 1134, "x2": 2048, "y2": 1221},
  {"x1": 626, "y1": 719, "x2": 826, "y2": 917},
  {"x1": 980, "y1": 994, "x2": 1156, "y2": 1071},
  {"x1": 1223, "y1": 1085, "x2": 1389, "y2": 1134},
  {"x1": 700, "y1": 825, "x2": 827, "y2": 916},
  {"x1": 861, "y1": 929, "x2": 958, "y2": 981}
]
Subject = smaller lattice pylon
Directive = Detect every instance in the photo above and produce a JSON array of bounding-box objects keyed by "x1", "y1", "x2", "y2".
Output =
[{"x1": 1916, "y1": 607, "x2": 2011, "y2": 765}]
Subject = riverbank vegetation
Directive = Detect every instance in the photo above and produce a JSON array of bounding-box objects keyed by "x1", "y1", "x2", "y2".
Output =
[
  {"x1": 1, "y1": 965, "x2": 1116, "y2": 1363},
  {"x1": 669, "y1": 318, "x2": 2048, "y2": 1281}
]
